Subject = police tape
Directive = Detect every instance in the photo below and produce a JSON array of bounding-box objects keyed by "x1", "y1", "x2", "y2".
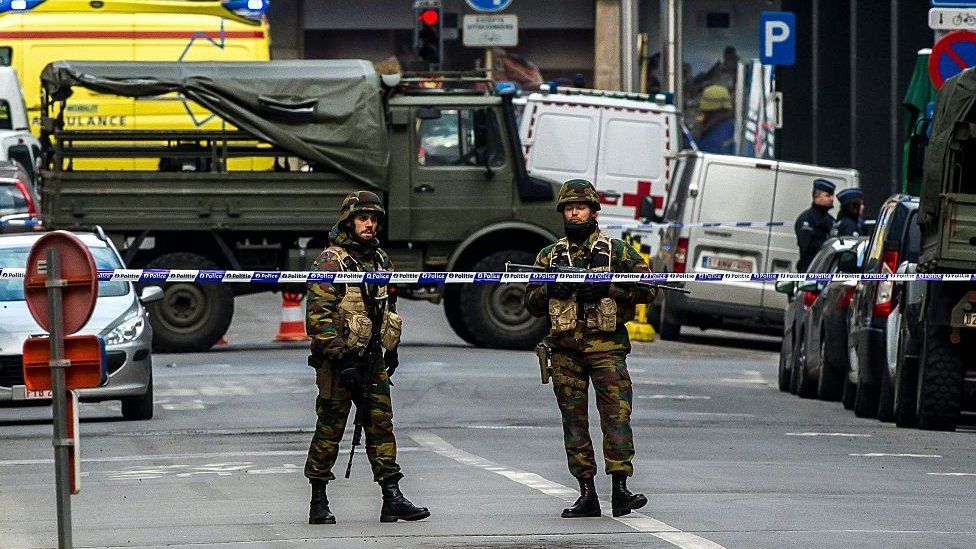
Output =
[
  {"x1": 0, "y1": 219, "x2": 43, "y2": 228},
  {"x1": 0, "y1": 269, "x2": 974, "y2": 284},
  {"x1": 602, "y1": 220, "x2": 786, "y2": 231}
]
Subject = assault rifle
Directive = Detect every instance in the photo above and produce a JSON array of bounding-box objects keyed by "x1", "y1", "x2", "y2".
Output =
[
  {"x1": 504, "y1": 263, "x2": 690, "y2": 294},
  {"x1": 344, "y1": 288, "x2": 388, "y2": 479}
]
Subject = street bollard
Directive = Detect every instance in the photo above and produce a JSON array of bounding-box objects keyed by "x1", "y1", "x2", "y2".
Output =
[{"x1": 623, "y1": 232, "x2": 656, "y2": 342}]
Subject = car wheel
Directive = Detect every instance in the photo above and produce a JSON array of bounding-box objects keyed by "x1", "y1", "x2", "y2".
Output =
[
  {"x1": 915, "y1": 328, "x2": 963, "y2": 431},
  {"x1": 459, "y1": 250, "x2": 548, "y2": 350},
  {"x1": 777, "y1": 336, "x2": 792, "y2": 392},
  {"x1": 817, "y1": 334, "x2": 843, "y2": 401},
  {"x1": 658, "y1": 296, "x2": 681, "y2": 341},
  {"x1": 144, "y1": 252, "x2": 234, "y2": 353},
  {"x1": 853, "y1": 377, "x2": 879, "y2": 418},
  {"x1": 842, "y1": 376, "x2": 856, "y2": 410},
  {"x1": 877, "y1": 370, "x2": 895, "y2": 423},
  {"x1": 894, "y1": 322, "x2": 919, "y2": 428},
  {"x1": 443, "y1": 287, "x2": 478, "y2": 346},
  {"x1": 121, "y1": 374, "x2": 153, "y2": 421},
  {"x1": 795, "y1": 338, "x2": 816, "y2": 399}
]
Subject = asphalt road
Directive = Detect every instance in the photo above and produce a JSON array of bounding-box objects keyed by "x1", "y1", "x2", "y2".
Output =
[{"x1": 2, "y1": 294, "x2": 975, "y2": 549}]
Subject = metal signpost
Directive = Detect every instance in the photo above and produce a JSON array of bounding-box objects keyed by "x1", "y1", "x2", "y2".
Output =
[
  {"x1": 464, "y1": 0, "x2": 514, "y2": 81},
  {"x1": 22, "y1": 231, "x2": 100, "y2": 549}
]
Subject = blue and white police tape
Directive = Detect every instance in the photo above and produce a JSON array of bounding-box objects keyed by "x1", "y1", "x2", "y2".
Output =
[
  {"x1": 602, "y1": 220, "x2": 786, "y2": 232},
  {"x1": 1, "y1": 269, "x2": 975, "y2": 284},
  {"x1": 0, "y1": 218, "x2": 43, "y2": 228}
]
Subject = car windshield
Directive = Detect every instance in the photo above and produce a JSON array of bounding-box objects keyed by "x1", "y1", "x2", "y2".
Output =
[
  {"x1": 0, "y1": 182, "x2": 27, "y2": 216},
  {"x1": 0, "y1": 245, "x2": 128, "y2": 301}
]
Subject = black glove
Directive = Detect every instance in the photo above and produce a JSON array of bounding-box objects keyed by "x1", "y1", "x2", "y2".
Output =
[
  {"x1": 384, "y1": 349, "x2": 399, "y2": 378},
  {"x1": 577, "y1": 282, "x2": 611, "y2": 302},
  {"x1": 546, "y1": 281, "x2": 575, "y2": 299},
  {"x1": 338, "y1": 367, "x2": 363, "y2": 392}
]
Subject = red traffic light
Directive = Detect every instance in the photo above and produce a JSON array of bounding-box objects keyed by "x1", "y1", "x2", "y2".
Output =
[{"x1": 418, "y1": 8, "x2": 439, "y2": 26}]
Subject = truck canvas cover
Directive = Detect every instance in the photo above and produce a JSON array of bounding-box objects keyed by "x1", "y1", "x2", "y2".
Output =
[
  {"x1": 41, "y1": 59, "x2": 390, "y2": 188},
  {"x1": 921, "y1": 66, "x2": 976, "y2": 225}
]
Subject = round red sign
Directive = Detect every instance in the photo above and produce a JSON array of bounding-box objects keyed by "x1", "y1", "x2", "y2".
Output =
[{"x1": 23, "y1": 231, "x2": 98, "y2": 335}]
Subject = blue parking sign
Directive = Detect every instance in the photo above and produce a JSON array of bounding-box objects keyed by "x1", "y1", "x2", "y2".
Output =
[
  {"x1": 760, "y1": 11, "x2": 796, "y2": 66},
  {"x1": 465, "y1": 0, "x2": 513, "y2": 12}
]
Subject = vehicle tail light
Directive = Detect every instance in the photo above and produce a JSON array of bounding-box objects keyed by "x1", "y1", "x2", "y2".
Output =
[
  {"x1": 872, "y1": 249, "x2": 899, "y2": 318},
  {"x1": 13, "y1": 179, "x2": 36, "y2": 214},
  {"x1": 802, "y1": 290, "x2": 818, "y2": 309},
  {"x1": 967, "y1": 291, "x2": 976, "y2": 303},
  {"x1": 673, "y1": 237, "x2": 689, "y2": 273},
  {"x1": 837, "y1": 286, "x2": 856, "y2": 309},
  {"x1": 882, "y1": 250, "x2": 899, "y2": 273}
]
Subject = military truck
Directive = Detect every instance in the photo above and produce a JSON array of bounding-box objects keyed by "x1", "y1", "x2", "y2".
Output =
[
  {"x1": 38, "y1": 60, "x2": 564, "y2": 352},
  {"x1": 896, "y1": 67, "x2": 976, "y2": 431}
]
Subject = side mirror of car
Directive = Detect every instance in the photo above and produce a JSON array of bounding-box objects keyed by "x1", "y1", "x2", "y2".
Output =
[
  {"x1": 796, "y1": 280, "x2": 820, "y2": 293},
  {"x1": 639, "y1": 195, "x2": 663, "y2": 223},
  {"x1": 139, "y1": 286, "x2": 164, "y2": 304},
  {"x1": 774, "y1": 280, "x2": 796, "y2": 295}
]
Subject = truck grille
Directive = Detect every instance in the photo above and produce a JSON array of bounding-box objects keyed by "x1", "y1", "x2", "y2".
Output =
[{"x1": 0, "y1": 356, "x2": 25, "y2": 387}]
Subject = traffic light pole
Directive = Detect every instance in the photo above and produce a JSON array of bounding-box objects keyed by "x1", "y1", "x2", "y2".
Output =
[{"x1": 46, "y1": 248, "x2": 73, "y2": 549}]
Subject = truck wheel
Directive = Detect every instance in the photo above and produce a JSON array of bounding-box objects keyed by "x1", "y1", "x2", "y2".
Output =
[
  {"x1": 777, "y1": 336, "x2": 792, "y2": 392},
  {"x1": 817, "y1": 336, "x2": 843, "y2": 401},
  {"x1": 121, "y1": 374, "x2": 154, "y2": 421},
  {"x1": 893, "y1": 324, "x2": 919, "y2": 428},
  {"x1": 916, "y1": 328, "x2": 963, "y2": 431},
  {"x1": 459, "y1": 250, "x2": 547, "y2": 350},
  {"x1": 443, "y1": 287, "x2": 478, "y2": 346},
  {"x1": 144, "y1": 252, "x2": 234, "y2": 353},
  {"x1": 657, "y1": 296, "x2": 681, "y2": 341},
  {"x1": 794, "y1": 339, "x2": 816, "y2": 398}
]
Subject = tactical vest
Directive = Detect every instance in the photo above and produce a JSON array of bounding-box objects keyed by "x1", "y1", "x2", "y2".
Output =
[
  {"x1": 328, "y1": 245, "x2": 402, "y2": 352},
  {"x1": 547, "y1": 233, "x2": 619, "y2": 335}
]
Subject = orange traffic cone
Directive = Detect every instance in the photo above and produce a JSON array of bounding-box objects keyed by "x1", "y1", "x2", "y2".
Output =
[{"x1": 273, "y1": 292, "x2": 310, "y2": 342}]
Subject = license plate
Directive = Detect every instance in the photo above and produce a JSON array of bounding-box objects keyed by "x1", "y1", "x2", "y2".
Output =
[
  {"x1": 702, "y1": 256, "x2": 753, "y2": 273},
  {"x1": 965, "y1": 312, "x2": 976, "y2": 327},
  {"x1": 24, "y1": 388, "x2": 52, "y2": 400}
]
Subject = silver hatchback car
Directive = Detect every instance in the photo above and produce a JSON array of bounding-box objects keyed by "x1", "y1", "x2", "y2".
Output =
[{"x1": 0, "y1": 231, "x2": 161, "y2": 420}]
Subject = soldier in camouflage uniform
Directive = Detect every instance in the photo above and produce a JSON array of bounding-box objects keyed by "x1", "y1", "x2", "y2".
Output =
[
  {"x1": 304, "y1": 191, "x2": 429, "y2": 525},
  {"x1": 524, "y1": 179, "x2": 657, "y2": 518}
]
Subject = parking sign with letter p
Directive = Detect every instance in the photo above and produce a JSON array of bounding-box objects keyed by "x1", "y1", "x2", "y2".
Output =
[{"x1": 760, "y1": 11, "x2": 796, "y2": 66}]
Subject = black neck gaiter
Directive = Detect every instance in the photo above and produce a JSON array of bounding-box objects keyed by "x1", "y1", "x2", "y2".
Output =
[{"x1": 564, "y1": 220, "x2": 597, "y2": 245}]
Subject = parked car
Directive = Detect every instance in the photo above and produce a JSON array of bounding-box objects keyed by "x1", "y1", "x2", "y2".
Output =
[
  {"x1": 0, "y1": 230, "x2": 162, "y2": 420},
  {"x1": 775, "y1": 237, "x2": 863, "y2": 395},
  {"x1": 845, "y1": 195, "x2": 921, "y2": 418},
  {"x1": 794, "y1": 238, "x2": 868, "y2": 400},
  {"x1": 652, "y1": 151, "x2": 859, "y2": 340},
  {"x1": 0, "y1": 160, "x2": 41, "y2": 233}
]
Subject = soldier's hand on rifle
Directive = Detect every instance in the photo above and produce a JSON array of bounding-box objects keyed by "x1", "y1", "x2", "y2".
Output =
[
  {"x1": 577, "y1": 282, "x2": 611, "y2": 302},
  {"x1": 546, "y1": 281, "x2": 575, "y2": 299},
  {"x1": 384, "y1": 349, "x2": 399, "y2": 378},
  {"x1": 338, "y1": 367, "x2": 362, "y2": 392}
]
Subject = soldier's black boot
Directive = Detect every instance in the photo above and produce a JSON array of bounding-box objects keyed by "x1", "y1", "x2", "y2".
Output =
[
  {"x1": 379, "y1": 479, "x2": 430, "y2": 522},
  {"x1": 611, "y1": 473, "x2": 647, "y2": 517},
  {"x1": 561, "y1": 477, "x2": 601, "y2": 518},
  {"x1": 308, "y1": 480, "x2": 336, "y2": 524}
]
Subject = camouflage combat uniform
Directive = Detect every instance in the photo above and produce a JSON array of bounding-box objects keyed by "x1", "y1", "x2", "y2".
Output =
[
  {"x1": 524, "y1": 181, "x2": 657, "y2": 480},
  {"x1": 304, "y1": 217, "x2": 402, "y2": 486}
]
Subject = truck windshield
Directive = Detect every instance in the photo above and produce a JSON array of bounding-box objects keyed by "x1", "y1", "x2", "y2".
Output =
[
  {"x1": 416, "y1": 108, "x2": 504, "y2": 168},
  {"x1": 0, "y1": 245, "x2": 129, "y2": 301}
]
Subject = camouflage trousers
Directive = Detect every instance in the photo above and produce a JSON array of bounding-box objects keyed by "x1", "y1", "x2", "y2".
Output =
[
  {"x1": 304, "y1": 363, "x2": 403, "y2": 485},
  {"x1": 550, "y1": 350, "x2": 634, "y2": 479}
]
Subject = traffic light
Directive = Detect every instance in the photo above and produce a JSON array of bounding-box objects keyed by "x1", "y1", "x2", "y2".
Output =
[{"x1": 415, "y1": 5, "x2": 442, "y2": 66}]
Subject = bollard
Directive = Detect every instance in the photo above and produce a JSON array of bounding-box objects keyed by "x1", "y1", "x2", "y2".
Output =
[{"x1": 623, "y1": 232, "x2": 656, "y2": 342}]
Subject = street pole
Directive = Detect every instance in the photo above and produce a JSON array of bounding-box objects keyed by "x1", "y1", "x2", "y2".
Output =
[
  {"x1": 485, "y1": 48, "x2": 493, "y2": 80},
  {"x1": 621, "y1": 0, "x2": 638, "y2": 92},
  {"x1": 46, "y1": 248, "x2": 72, "y2": 549},
  {"x1": 660, "y1": 0, "x2": 683, "y2": 111}
]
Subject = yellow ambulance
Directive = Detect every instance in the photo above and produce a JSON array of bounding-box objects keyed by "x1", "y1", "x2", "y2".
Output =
[{"x1": 0, "y1": 0, "x2": 271, "y2": 168}]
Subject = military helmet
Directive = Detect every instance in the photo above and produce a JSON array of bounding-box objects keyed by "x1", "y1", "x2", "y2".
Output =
[
  {"x1": 338, "y1": 190, "x2": 386, "y2": 224},
  {"x1": 699, "y1": 84, "x2": 733, "y2": 112},
  {"x1": 556, "y1": 178, "x2": 601, "y2": 212}
]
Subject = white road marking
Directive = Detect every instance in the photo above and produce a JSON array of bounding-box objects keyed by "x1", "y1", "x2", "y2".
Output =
[
  {"x1": 633, "y1": 380, "x2": 678, "y2": 386},
  {"x1": 410, "y1": 431, "x2": 727, "y2": 549},
  {"x1": 467, "y1": 425, "x2": 548, "y2": 430},
  {"x1": 786, "y1": 432, "x2": 872, "y2": 438},
  {"x1": 850, "y1": 453, "x2": 942, "y2": 458},
  {"x1": 681, "y1": 412, "x2": 756, "y2": 418},
  {"x1": 639, "y1": 394, "x2": 712, "y2": 400},
  {"x1": 0, "y1": 448, "x2": 424, "y2": 467},
  {"x1": 927, "y1": 472, "x2": 976, "y2": 476}
]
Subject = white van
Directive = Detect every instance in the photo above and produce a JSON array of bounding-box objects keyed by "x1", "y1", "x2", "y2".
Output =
[
  {"x1": 518, "y1": 87, "x2": 679, "y2": 234},
  {"x1": 0, "y1": 67, "x2": 41, "y2": 185},
  {"x1": 651, "y1": 152, "x2": 860, "y2": 340}
]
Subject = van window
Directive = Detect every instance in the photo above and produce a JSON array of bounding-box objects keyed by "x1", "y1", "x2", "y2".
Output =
[
  {"x1": 531, "y1": 112, "x2": 593, "y2": 173},
  {"x1": 601, "y1": 119, "x2": 661, "y2": 179},
  {"x1": 0, "y1": 100, "x2": 13, "y2": 130},
  {"x1": 664, "y1": 156, "x2": 696, "y2": 219},
  {"x1": 0, "y1": 47, "x2": 10, "y2": 67},
  {"x1": 866, "y1": 203, "x2": 894, "y2": 267},
  {"x1": 416, "y1": 108, "x2": 504, "y2": 168}
]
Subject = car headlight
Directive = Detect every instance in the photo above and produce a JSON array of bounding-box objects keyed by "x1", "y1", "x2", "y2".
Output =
[{"x1": 103, "y1": 312, "x2": 146, "y2": 346}]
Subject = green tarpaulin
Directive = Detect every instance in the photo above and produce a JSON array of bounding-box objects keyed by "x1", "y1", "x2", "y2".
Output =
[
  {"x1": 41, "y1": 60, "x2": 390, "y2": 188},
  {"x1": 902, "y1": 50, "x2": 936, "y2": 196}
]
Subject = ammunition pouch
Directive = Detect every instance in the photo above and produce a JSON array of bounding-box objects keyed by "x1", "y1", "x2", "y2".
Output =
[
  {"x1": 343, "y1": 312, "x2": 373, "y2": 350},
  {"x1": 380, "y1": 311, "x2": 403, "y2": 350},
  {"x1": 549, "y1": 297, "x2": 578, "y2": 334},
  {"x1": 588, "y1": 297, "x2": 618, "y2": 333}
]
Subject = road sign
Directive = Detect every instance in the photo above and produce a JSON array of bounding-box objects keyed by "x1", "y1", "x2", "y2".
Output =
[
  {"x1": 929, "y1": 7, "x2": 976, "y2": 29},
  {"x1": 929, "y1": 30, "x2": 976, "y2": 88},
  {"x1": 463, "y1": 14, "x2": 518, "y2": 47},
  {"x1": 759, "y1": 11, "x2": 796, "y2": 66},
  {"x1": 932, "y1": 1, "x2": 976, "y2": 6},
  {"x1": 23, "y1": 231, "x2": 97, "y2": 335},
  {"x1": 22, "y1": 335, "x2": 107, "y2": 391},
  {"x1": 465, "y1": 0, "x2": 512, "y2": 13}
]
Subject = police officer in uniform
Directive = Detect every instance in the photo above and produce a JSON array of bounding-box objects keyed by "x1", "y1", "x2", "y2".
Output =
[
  {"x1": 304, "y1": 191, "x2": 429, "y2": 525},
  {"x1": 523, "y1": 179, "x2": 658, "y2": 519},
  {"x1": 832, "y1": 187, "x2": 865, "y2": 237},
  {"x1": 794, "y1": 178, "x2": 836, "y2": 272}
]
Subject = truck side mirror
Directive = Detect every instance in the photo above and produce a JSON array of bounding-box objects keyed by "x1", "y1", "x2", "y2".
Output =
[
  {"x1": 416, "y1": 106, "x2": 442, "y2": 120},
  {"x1": 639, "y1": 195, "x2": 663, "y2": 223}
]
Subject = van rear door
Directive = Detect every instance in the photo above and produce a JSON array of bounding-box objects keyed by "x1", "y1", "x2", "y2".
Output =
[
  {"x1": 520, "y1": 99, "x2": 599, "y2": 188},
  {"x1": 689, "y1": 157, "x2": 776, "y2": 309}
]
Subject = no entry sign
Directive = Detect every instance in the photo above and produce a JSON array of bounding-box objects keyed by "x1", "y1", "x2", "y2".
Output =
[{"x1": 929, "y1": 30, "x2": 976, "y2": 88}]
